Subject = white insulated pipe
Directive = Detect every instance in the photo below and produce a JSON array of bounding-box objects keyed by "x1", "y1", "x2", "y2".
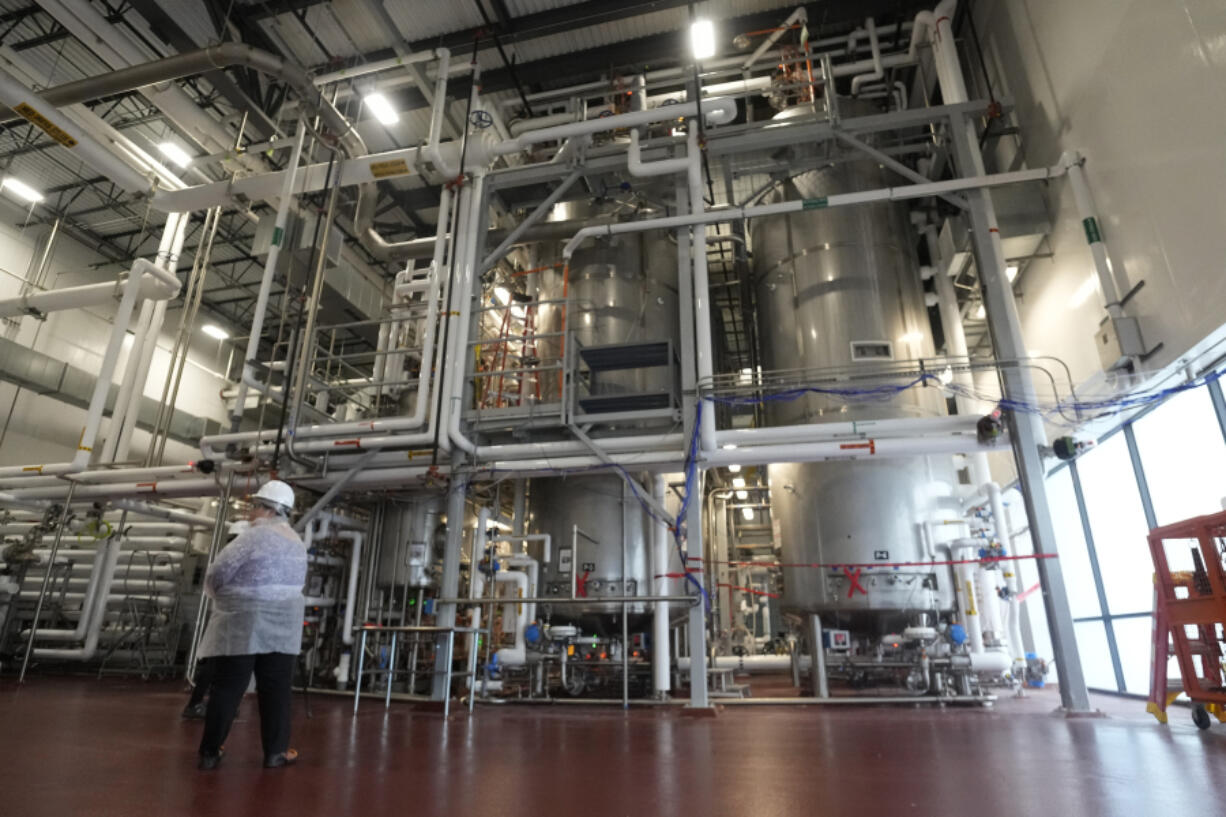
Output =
[
  {"x1": 31, "y1": 534, "x2": 122, "y2": 661},
  {"x1": 0, "y1": 258, "x2": 179, "y2": 479},
  {"x1": 339, "y1": 530, "x2": 364, "y2": 646},
  {"x1": 1062, "y1": 150, "x2": 1130, "y2": 320},
  {"x1": 652, "y1": 474, "x2": 671, "y2": 695}
]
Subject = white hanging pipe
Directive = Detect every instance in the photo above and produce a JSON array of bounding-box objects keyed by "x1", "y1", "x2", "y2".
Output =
[
  {"x1": 421, "y1": 48, "x2": 458, "y2": 179},
  {"x1": 487, "y1": 534, "x2": 551, "y2": 564},
  {"x1": 495, "y1": 552, "x2": 539, "y2": 628},
  {"x1": 21, "y1": 540, "x2": 108, "y2": 642},
  {"x1": 716, "y1": 415, "x2": 979, "y2": 446},
  {"x1": 1061, "y1": 150, "x2": 1130, "y2": 320},
  {"x1": 30, "y1": 534, "x2": 122, "y2": 661},
  {"x1": 34, "y1": 548, "x2": 184, "y2": 561},
  {"x1": 684, "y1": 127, "x2": 718, "y2": 454},
  {"x1": 115, "y1": 214, "x2": 189, "y2": 462},
  {"x1": 0, "y1": 259, "x2": 179, "y2": 480},
  {"x1": 110, "y1": 499, "x2": 215, "y2": 527},
  {"x1": 652, "y1": 474, "x2": 671, "y2": 696},
  {"x1": 491, "y1": 569, "x2": 530, "y2": 668},
  {"x1": 490, "y1": 97, "x2": 737, "y2": 156},
  {"x1": 339, "y1": 530, "x2": 364, "y2": 646},
  {"x1": 743, "y1": 6, "x2": 808, "y2": 72},
  {"x1": 101, "y1": 219, "x2": 171, "y2": 464},
  {"x1": 627, "y1": 129, "x2": 690, "y2": 177},
  {"x1": 0, "y1": 261, "x2": 177, "y2": 318},
  {"x1": 2, "y1": 520, "x2": 190, "y2": 534},
  {"x1": 312, "y1": 51, "x2": 441, "y2": 86},
  {"x1": 850, "y1": 18, "x2": 884, "y2": 96},
  {"x1": 700, "y1": 434, "x2": 1007, "y2": 468},
  {"x1": 445, "y1": 173, "x2": 486, "y2": 456},
  {"x1": 986, "y1": 481, "x2": 1027, "y2": 672},
  {"x1": 0, "y1": 463, "x2": 206, "y2": 490},
  {"x1": 230, "y1": 120, "x2": 309, "y2": 424}
]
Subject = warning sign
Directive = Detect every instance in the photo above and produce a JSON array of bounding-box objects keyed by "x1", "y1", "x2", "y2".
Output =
[
  {"x1": 370, "y1": 158, "x2": 410, "y2": 179},
  {"x1": 13, "y1": 103, "x2": 77, "y2": 147}
]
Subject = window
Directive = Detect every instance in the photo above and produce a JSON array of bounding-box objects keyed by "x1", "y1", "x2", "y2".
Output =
[
  {"x1": 1112, "y1": 615, "x2": 1163, "y2": 695},
  {"x1": 1046, "y1": 468, "x2": 1101, "y2": 618},
  {"x1": 1074, "y1": 620, "x2": 1117, "y2": 691},
  {"x1": 1132, "y1": 387, "x2": 1226, "y2": 525},
  {"x1": 1076, "y1": 435, "x2": 1153, "y2": 616}
]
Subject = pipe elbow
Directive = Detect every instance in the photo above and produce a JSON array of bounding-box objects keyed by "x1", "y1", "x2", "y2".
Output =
[{"x1": 701, "y1": 96, "x2": 738, "y2": 126}]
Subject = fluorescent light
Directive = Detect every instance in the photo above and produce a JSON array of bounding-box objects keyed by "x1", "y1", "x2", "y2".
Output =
[
  {"x1": 727, "y1": 464, "x2": 741, "y2": 473},
  {"x1": 364, "y1": 92, "x2": 399, "y2": 125},
  {"x1": 1, "y1": 177, "x2": 43, "y2": 203},
  {"x1": 158, "y1": 142, "x2": 193, "y2": 169},
  {"x1": 1070, "y1": 274, "x2": 1099, "y2": 308},
  {"x1": 1006, "y1": 265, "x2": 1019, "y2": 282},
  {"x1": 939, "y1": 366, "x2": 954, "y2": 385},
  {"x1": 722, "y1": 443, "x2": 737, "y2": 450},
  {"x1": 975, "y1": 303, "x2": 986, "y2": 319},
  {"x1": 740, "y1": 367, "x2": 753, "y2": 375},
  {"x1": 202, "y1": 324, "x2": 229, "y2": 340},
  {"x1": 494, "y1": 286, "x2": 510, "y2": 305},
  {"x1": 731, "y1": 476, "x2": 746, "y2": 489},
  {"x1": 898, "y1": 331, "x2": 923, "y2": 344},
  {"x1": 690, "y1": 19, "x2": 716, "y2": 60},
  {"x1": 741, "y1": 506, "x2": 754, "y2": 521},
  {"x1": 735, "y1": 489, "x2": 748, "y2": 500}
]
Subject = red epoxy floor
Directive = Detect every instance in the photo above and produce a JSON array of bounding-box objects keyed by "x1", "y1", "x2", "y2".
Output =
[{"x1": 2, "y1": 677, "x2": 1225, "y2": 817}]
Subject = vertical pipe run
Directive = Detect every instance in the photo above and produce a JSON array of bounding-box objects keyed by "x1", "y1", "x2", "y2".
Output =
[
  {"x1": 809, "y1": 613, "x2": 829, "y2": 698},
  {"x1": 652, "y1": 475, "x2": 671, "y2": 696}
]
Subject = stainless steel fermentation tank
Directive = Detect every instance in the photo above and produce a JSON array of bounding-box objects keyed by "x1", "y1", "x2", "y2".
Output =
[
  {"x1": 528, "y1": 200, "x2": 680, "y2": 635},
  {"x1": 533, "y1": 200, "x2": 679, "y2": 403},
  {"x1": 752, "y1": 112, "x2": 954, "y2": 629}
]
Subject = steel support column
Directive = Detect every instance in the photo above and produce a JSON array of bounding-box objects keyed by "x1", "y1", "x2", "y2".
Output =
[
  {"x1": 948, "y1": 114, "x2": 1091, "y2": 712},
  {"x1": 432, "y1": 463, "x2": 468, "y2": 700}
]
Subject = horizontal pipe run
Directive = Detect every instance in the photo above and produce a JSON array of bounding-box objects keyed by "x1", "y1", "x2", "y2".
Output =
[{"x1": 562, "y1": 164, "x2": 1068, "y2": 258}]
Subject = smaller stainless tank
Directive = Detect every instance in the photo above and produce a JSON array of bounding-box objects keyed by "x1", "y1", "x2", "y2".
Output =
[{"x1": 532, "y1": 474, "x2": 651, "y2": 635}]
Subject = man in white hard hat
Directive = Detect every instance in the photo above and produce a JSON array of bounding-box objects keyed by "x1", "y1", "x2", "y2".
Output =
[{"x1": 195, "y1": 480, "x2": 307, "y2": 771}]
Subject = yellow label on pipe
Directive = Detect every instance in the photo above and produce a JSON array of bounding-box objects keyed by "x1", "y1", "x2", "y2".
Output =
[
  {"x1": 370, "y1": 158, "x2": 411, "y2": 179},
  {"x1": 14, "y1": 103, "x2": 78, "y2": 148}
]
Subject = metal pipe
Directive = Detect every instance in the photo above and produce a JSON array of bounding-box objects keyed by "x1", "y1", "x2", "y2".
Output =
[{"x1": 18, "y1": 483, "x2": 72, "y2": 678}]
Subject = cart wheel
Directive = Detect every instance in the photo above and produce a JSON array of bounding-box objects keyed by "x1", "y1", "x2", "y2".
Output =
[{"x1": 1192, "y1": 704, "x2": 1212, "y2": 730}]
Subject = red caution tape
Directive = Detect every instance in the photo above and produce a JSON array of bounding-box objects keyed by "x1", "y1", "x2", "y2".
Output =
[
  {"x1": 717, "y1": 583, "x2": 779, "y2": 599},
  {"x1": 1018, "y1": 581, "x2": 1042, "y2": 602},
  {"x1": 686, "y1": 554, "x2": 1057, "y2": 571}
]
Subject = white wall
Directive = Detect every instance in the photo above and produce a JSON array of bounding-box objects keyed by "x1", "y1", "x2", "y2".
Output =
[
  {"x1": 0, "y1": 203, "x2": 231, "y2": 469},
  {"x1": 971, "y1": 0, "x2": 1226, "y2": 390}
]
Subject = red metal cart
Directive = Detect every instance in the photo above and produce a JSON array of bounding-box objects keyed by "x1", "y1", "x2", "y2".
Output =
[{"x1": 1147, "y1": 509, "x2": 1226, "y2": 729}]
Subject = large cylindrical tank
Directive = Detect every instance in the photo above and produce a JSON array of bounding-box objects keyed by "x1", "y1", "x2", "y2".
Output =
[
  {"x1": 533, "y1": 200, "x2": 679, "y2": 401},
  {"x1": 751, "y1": 108, "x2": 953, "y2": 626},
  {"x1": 533, "y1": 474, "x2": 651, "y2": 635}
]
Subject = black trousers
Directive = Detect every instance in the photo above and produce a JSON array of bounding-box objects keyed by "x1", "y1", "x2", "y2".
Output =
[
  {"x1": 198, "y1": 653, "x2": 296, "y2": 759},
  {"x1": 186, "y1": 657, "x2": 215, "y2": 707}
]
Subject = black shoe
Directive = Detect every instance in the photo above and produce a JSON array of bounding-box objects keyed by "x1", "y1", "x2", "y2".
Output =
[
  {"x1": 198, "y1": 749, "x2": 224, "y2": 771},
  {"x1": 263, "y1": 748, "x2": 298, "y2": 769},
  {"x1": 182, "y1": 702, "x2": 207, "y2": 720}
]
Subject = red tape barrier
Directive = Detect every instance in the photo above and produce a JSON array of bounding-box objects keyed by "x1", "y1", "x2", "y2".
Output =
[{"x1": 683, "y1": 553, "x2": 1057, "y2": 571}]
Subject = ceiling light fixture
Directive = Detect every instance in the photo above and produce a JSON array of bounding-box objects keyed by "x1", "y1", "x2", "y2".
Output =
[
  {"x1": 690, "y1": 19, "x2": 716, "y2": 60},
  {"x1": 735, "y1": 489, "x2": 748, "y2": 500},
  {"x1": 202, "y1": 324, "x2": 229, "y2": 340},
  {"x1": 364, "y1": 92, "x2": 399, "y2": 125},
  {"x1": 741, "y1": 506, "x2": 754, "y2": 521},
  {"x1": 731, "y1": 476, "x2": 746, "y2": 489},
  {"x1": 158, "y1": 142, "x2": 193, "y2": 169},
  {"x1": 494, "y1": 286, "x2": 510, "y2": 305},
  {"x1": 975, "y1": 303, "x2": 986, "y2": 319},
  {"x1": 1, "y1": 177, "x2": 44, "y2": 203},
  {"x1": 897, "y1": 331, "x2": 923, "y2": 344},
  {"x1": 1006, "y1": 264, "x2": 1019, "y2": 282},
  {"x1": 727, "y1": 464, "x2": 741, "y2": 473}
]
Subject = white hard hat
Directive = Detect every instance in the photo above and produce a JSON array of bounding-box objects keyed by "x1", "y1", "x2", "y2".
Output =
[{"x1": 253, "y1": 480, "x2": 295, "y2": 513}]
